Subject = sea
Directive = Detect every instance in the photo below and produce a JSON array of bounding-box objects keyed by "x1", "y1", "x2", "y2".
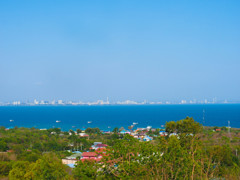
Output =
[{"x1": 0, "y1": 104, "x2": 240, "y2": 131}]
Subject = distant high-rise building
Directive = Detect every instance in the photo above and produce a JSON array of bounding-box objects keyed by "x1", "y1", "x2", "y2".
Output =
[
  {"x1": 107, "y1": 97, "x2": 110, "y2": 104},
  {"x1": 181, "y1": 100, "x2": 187, "y2": 104},
  {"x1": 12, "y1": 101, "x2": 20, "y2": 105},
  {"x1": 34, "y1": 99, "x2": 39, "y2": 105},
  {"x1": 57, "y1": 100, "x2": 63, "y2": 104}
]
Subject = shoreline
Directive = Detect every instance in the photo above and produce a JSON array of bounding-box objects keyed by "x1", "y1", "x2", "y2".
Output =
[{"x1": 1, "y1": 103, "x2": 240, "y2": 107}]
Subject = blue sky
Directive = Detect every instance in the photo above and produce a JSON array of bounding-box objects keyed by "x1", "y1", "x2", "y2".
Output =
[{"x1": 0, "y1": 1, "x2": 240, "y2": 102}]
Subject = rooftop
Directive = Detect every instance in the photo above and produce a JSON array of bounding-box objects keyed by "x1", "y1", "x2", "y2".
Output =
[{"x1": 82, "y1": 152, "x2": 97, "y2": 157}]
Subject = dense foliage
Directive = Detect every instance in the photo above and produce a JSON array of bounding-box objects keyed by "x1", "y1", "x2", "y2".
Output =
[{"x1": 0, "y1": 117, "x2": 240, "y2": 179}]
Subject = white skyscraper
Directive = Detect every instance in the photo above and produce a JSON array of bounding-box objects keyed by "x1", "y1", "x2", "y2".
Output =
[
  {"x1": 34, "y1": 99, "x2": 39, "y2": 105},
  {"x1": 58, "y1": 100, "x2": 63, "y2": 104}
]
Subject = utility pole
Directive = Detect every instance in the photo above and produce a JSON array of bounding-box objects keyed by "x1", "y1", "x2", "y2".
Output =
[
  {"x1": 80, "y1": 143, "x2": 83, "y2": 151},
  {"x1": 203, "y1": 109, "x2": 205, "y2": 128},
  {"x1": 228, "y1": 121, "x2": 231, "y2": 140}
]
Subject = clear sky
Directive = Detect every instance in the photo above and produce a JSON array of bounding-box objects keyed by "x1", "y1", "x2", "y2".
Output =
[{"x1": 0, "y1": 1, "x2": 240, "y2": 102}]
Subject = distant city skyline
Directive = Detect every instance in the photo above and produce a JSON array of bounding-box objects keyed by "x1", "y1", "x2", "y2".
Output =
[
  {"x1": 0, "y1": 97, "x2": 238, "y2": 106},
  {"x1": 1, "y1": 1, "x2": 240, "y2": 102}
]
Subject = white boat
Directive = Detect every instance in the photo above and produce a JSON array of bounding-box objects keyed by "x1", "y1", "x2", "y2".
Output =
[
  {"x1": 133, "y1": 122, "x2": 138, "y2": 125},
  {"x1": 87, "y1": 121, "x2": 92, "y2": 124},
  {"x1": 56, "y1": 120, "x2": 61, "y2": 123},
  {"x1": 10, "y1": 119, "x2": 14, "y2": 122}
]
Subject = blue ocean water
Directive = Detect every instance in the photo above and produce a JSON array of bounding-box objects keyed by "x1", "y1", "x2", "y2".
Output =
[{"x1": 0, "y1": 104, "x2": 240, "y2": 131}]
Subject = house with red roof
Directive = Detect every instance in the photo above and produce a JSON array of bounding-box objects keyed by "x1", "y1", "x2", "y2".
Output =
[
  {"x1": 81, "y1": 152, "x2": 98, "y2": 160},
  {"x1": 91, "y1": 142, "x2": 108, "y2": 150}
]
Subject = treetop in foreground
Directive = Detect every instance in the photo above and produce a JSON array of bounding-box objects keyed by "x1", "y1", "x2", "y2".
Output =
[{"x1": 166, "y1": 116, "x2": 202, "y2": 134}]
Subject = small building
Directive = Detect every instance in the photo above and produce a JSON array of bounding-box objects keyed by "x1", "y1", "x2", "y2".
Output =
[
  {"x1": 79, "y1": 133, "x2": 89, "y2": 137},
  {"x1": 62, "y1": 159, "x2": 77, "y2": 165},
  {"x1": 7, "y1": 150, "x2": 14, "y2": 153},
  {"x1": 137, "y1": 128, "x2": 146, "y2": 131},
  {"x1": 94, "y1": 142, "x2": 102, "y2": 146},
  {"x1": 169, "y1": 133, "x2": 177, "y2": 136},
  {"x1": 143, "y1": 135, "x2": 153, "y2": 141},
  {"x1": 81, "y1": 152, "x2": 98, "y2": 160},
  {"x1": 102, "y1": 130, "x2": 111, "y2": 134},
  {"x1": 62, "y1": 151, "x2": 82, "y2": 165},
  {"x1": 65, "y1": 153, "x2": 82, "y2": 160},
  {"x1": 91, "y1": 143, "x2": 108, "y2": 150},
  {"x1": 120, "y1": 130, "x2": 131, "y2": 134},
  {"x1": 72, "y1": 151, "x2": 81, "y2": 154},
  {"x1": 95, "y1": 148, "x2": 107, "y2": 159},
  {"x1": 159, "y1": 131, "x2": 167, "y2": 136}
]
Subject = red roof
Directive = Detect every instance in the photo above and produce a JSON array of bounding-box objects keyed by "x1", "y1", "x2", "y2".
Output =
[
  {"x1": 95, "y1": 148, "x2": 107, "y2": 154},
  {"x1": 80, "y1": 158, "x2": 101, "y2": 162},
  {"x1": 82, "y1": 152, "x2": 97, "y2": 157}
]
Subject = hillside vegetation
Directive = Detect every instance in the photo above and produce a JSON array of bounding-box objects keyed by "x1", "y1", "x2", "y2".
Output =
[{"x1": 0, "y1": 117, "x2": 240, "y2": 179}]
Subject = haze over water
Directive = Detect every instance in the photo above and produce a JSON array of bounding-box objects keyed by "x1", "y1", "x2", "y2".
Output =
[{"x1": 0, "y1": 104, "x2": 240, "y2": 131}]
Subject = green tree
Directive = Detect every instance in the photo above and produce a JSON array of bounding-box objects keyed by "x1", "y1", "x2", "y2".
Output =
[
  {"x1": 165, "y1": 121, "x2": 177, "y2": 134},
  {"x1": 176, "y1": 117, "x2": 202, "y2": 134},
  {"x1": 112, "y1": 127, "x2": 119, "y2": 133},
  {"x1": 24, "y1": 153, "x2": 70, "y2": 180},
  {"x1": 12, "y1": 144, "x2": 25, "y2": 155},
  {"x1": 9, "y1": 161, "x2": 30, "y2": 180},
  {"x1": 69, "y1": 129, "x2": 75, "y2": 135},
  {"x1": 47, "y1": 128, "x2": 61, "y2": 134},
  {"x1": 0, "y1": 140, "x2": 8, "y2": 151},
  {"x1": 85, "y1": 128, "x2": 101, "y2": 134},
  {"x1": 0, "y1": 161, "x2": 13, "y2": 177},
  {"x1": 76, "y1": 129, "x2": 82, "y2": 134},
  {"x1": 73, "y1": 160, "x2": 98, "y2": 179},
  {"x1": 166, "y1": 117, "x2": 202, "y2": 135},
  {"x1": 18, "y1": 151, "x2": 40, "y2": 162}
]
